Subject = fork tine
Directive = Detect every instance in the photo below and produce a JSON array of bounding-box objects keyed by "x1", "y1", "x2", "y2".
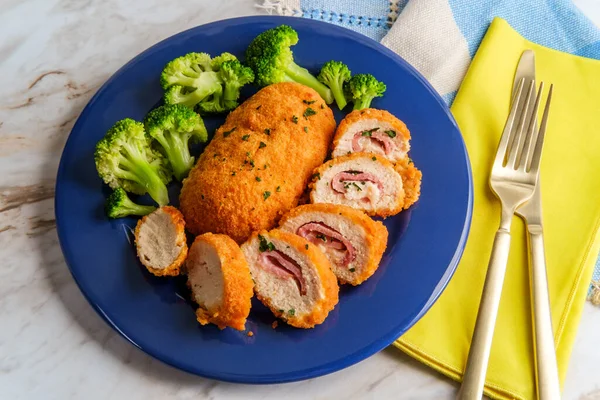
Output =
[
  {"x1": 506, "y1": 80, "x2": 535, "y2": 169},
  {"x1": 518, "y1": 82, "x2": 545, "y2": 171},
  {"x1": 528, "y1": 84, "x2": 553, "y2": 175},
  {"x1": 493, "y1": 78, "x2": 525, "y2": 168}
]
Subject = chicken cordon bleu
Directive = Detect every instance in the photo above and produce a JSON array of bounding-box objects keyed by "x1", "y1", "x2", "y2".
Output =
[
  {"x1": 241, "y1": 229, "x2": 338, "y2": 328},
  {"x1": 134, "y1": 206, "x2": 187, "y2": 277},
  {"x1": 186, "y1": 233, "x2": 254, "y2": 331},
  {"x1": 310, "y1": 153, "x2": 405, "y2": 217},
  {"x1": 279, "y1": 204, "x2": 388, "y2": 285},
  {"x1": 180, "y1": 82, "x2": 336, "y2": 243},
  {"x1": 331, "y1": 109, "x2": 411, "y2": 163}
]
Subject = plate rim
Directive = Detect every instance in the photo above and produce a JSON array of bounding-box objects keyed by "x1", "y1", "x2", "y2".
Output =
[{"x1": 54, "y1": 15, "x2": 474, "y2": 384}]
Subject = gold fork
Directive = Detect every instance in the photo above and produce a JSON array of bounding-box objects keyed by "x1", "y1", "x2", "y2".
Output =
[{"x1": 457, "y1": 78, "x2": 554, "y2": 400}]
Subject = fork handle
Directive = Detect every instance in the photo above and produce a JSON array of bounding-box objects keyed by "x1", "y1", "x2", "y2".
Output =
[
  {"x1": 528, "y1": 227, "x2": 561, "y2": 400},
  {"x1": 457, "y1": 229, "x2": 511, "y2": 400}
]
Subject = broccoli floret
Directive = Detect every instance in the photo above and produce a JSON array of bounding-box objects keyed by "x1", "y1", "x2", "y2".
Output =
[
  {"x1": 161, "y1": 52, "x2": 253, "y2": 114},
  {"x1": 95, "y1": 119, "x2": 171, "y2": 206},
  {"x1": 246, "y1": 25, "x2": 334, "y2": 104},
  {"x1": 144, "y1": 104, "x2": 208, "y2": 181},
  {"x1": 211, "y1": 52, "x2": 238, "y2": 70},
  {"x1": 345, "y1": 73, "x2": 386, "y2": 110},
  {"x1": 164, "y1": 85, "x2": 207, "y2": 108},
  {"x1": 105, "y1": 188, "x2": 156, "y2": 219},
  {"x1": 318, "y1": 61, "x2": 351, "y2": 110},
  {"x1": 161, "y1": 52, "x2": 222, "y2": 108},
  {"x1": 220, "y1": 60, "x2": 255, "y2": 104}
]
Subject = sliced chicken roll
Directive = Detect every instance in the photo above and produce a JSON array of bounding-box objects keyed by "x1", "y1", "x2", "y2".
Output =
[
  {"x1": 241, "y1": 229, "x2": 339, "y2": 328},
  {"x1": 332, "y1": 109, "x2": 411, "y2": 163},
  {"x1": 187, "y1": 233, "x2": 254, "y2": 331},
  {"x1": 279, "y1": 204, "x2": 388, "y2": 286},
  {"x1": 310, "y1": 153, "x2": 405, "y2": 217},
  {"x1": 135, "y1": 206, "x2": 187, "y2": 277}
]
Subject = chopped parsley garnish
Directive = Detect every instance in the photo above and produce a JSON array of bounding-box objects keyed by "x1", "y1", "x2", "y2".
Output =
[
  {"x1": 347, "y1": 151, "x2": 351, "y2": 155},
  {"x1": 349, "y1": 268, "x2": 356, "y2": 272},
  {"x1": 385, "y1": 130, "x2": 396, "y2": 138},
  {"x1": 361, "y1": 127, "x2": 379, "y2": 137},
  {"x1": 264, "y1": 128, "x2": 271, "y2": 135},
  {"x1": 231, "y1": 172, "x2": 236, "y2": 176},
  {"x1": 263, "y1": 164, "x2": 268, "y2": 169},
  {"x1": 255, "y1": 176, "x2": 261, "y2": 182},
  {"x1": 276, "y1": 186, "x2": 281, "y2": 192},
  {"x1": 303, "y1": 99, "x2": 316, "y2": 105},
  {"x1": 347, "y1": 170, "x2": 361, "y2": 175},
  {"x1": 408, "y1": 157, "x2": 413, "y2": 163},
  {"x1": 223, "y1": 127, "x2": 237, "y2": 137},
  {"x1": 250, "y1": 160, "x2": 255, "y2": 168},
  {"x1": 312, "y1": 172, "x2": 320, "y2": 180},
  {"x1": 352, "y1": 182, "x2": 362, "y2": 191},
  {"x1": 291, "y1": 115, "x2": 298, "y2": 124},
  {"x1": 303, "y1": 126, "x2": 308, "y2": 133},
  {"x1": 320, "y1": 104, "x2": 324, "y2": 109},
  {"x1": 305, "y1": 244, "x2": 309, "y2": 250},
  {"x1": 258, "y1": 235, "x2": 275, "y2": 252},
  {"x1": 263, "y1": 191, "x2": 271, "y2": 200},
  {"x1": 288, "y1": 309, "x2": 295, "y2": 316},
  {"x1": 259, "y1": 141, "x2": 267, "y2": 149},
  {"x1": 256, "y1": 105, "x2": 261, "y2": 110},
  {"x1": 315, "y1": 233, "x2": 327, "y2": 242},
  {"x1": 241, "y1": 134, "x2": 250, "y2": 141},
  {"x1": 303, "y1": 107, "x2": 316, "y2": 119},
  {"x1": 372, "y1": 156, "x2": 377, "y2": 161},
  {"x1": 201, "y1": 194, "x2": 205, "y2": 199},
  {"x1": 246, "y1": 152, "x2": 251, "y2": 156},
  {"x1": 213, "y1": 153, "x2": 218, "y2": 158}
]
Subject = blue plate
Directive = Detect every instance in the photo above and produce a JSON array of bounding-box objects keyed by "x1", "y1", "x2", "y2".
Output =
[{"x1": 55, "y1": 16, "x2": 473, "y2": 384}]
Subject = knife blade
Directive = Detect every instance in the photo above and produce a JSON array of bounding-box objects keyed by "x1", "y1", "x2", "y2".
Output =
[{"x1": 512, "y1": 50, "x2": 561, "y2": 400}]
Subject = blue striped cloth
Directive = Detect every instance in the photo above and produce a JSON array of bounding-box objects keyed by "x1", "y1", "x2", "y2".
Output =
[{"x1": 258, "y1": 0, "x2": 600, "y2": 293}]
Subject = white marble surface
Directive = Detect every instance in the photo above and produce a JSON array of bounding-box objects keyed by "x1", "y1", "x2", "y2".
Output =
[{"x1": 1, "y1": 0, "x2": 599, "y2": 399}]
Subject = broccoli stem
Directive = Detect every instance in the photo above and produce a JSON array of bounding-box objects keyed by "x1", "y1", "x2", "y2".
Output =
[
  {"x1": 154, "y1": 131, "x2": 194, "y2": 181},
  {"x1": 331, "y1": 84, "x2": 347, "y2": 110},
  {"x1": 353, "y1": 96, "x2": 374, "y2": 111},
  {"x1": 285, "y1": 63, "x2": 334, "y2": 104},
  {"x1": 120, "y1": 143, "x2": 170, "y2": 206},
  {"x1": 122, "y1": 201, "x2": 156, "y2": 217}
]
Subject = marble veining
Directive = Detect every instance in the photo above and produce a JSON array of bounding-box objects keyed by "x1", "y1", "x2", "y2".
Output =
[{"x1": 1, "y1": 0, "x2": 599, "y2": 399}]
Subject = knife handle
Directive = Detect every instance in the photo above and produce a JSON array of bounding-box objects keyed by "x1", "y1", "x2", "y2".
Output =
[{"x1": 528, "y1": 226, "x2": 561, "y2": 400}]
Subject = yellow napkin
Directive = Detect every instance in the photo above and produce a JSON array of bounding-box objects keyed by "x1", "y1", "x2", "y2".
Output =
[{"x1": 394, "y1": 18, "x2": 600, "y2": 400}]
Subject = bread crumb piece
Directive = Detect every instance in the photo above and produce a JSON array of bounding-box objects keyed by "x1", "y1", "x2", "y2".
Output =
[
  {"x1": 272, "y1": 321, "x2": 278, "y2": 329},
  {"x1": 247, "y1": 331, "x2": 254, "y2": 337}
]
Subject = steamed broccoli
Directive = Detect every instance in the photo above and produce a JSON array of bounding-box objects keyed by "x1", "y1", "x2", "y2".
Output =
[
  {"x1": 95, "y1": 119, "x2": 171, "y2": 206},
  {"x1": 144, "y1": 104, "x2": 208, "y2": 181},
  {"x1": 345, "y1": 73, "x2": 386, "y2": 110},
  {"x1": 160, "y1": 52, "x2": 254, "y2": 114},
  {"x1": 318, "y1": 61, "x2": 351, "y2": 110},
  {"x1": 105, "y1": 188, "x2": 156, "y2": 219},
  {"x1": 245, "y1": 25, "x2": 334, "y2": 104}
]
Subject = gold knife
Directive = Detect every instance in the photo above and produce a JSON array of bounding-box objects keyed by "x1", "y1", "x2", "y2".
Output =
[{"x1": 513, "y1": 50, "x2": 561, "y2": 400}]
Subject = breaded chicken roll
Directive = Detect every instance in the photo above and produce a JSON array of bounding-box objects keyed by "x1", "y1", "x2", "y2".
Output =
[
  {"x1": 332, "y1": 109, "x2": 411, "y2": 163},
  {"x1": 310, "y1": 153, "x2": 404, "y2": 217},
  {"x1": 395, "y1": 156, "x2": 422, "y2": 210},
  {"x1": 241, "y1": 229, "x2": 338, "y2": 328},
  {"x1": 180, "y1": 82, "x2": 336, "y2": 243},
  {"x1": 187, "y1": 233, "x2": 254, "y2": 331},
  {"x1": 135, "y1": 206, "x2": 187, "y2": 277},
  {"x1": 279, "y1": 204, "x2": 388, "y2": 285}
]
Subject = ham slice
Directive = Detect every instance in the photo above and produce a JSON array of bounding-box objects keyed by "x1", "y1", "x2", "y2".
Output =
[
  {"x1": 259, "y1": 251, "x2": 306, "y2": 295},
  {"x1": 331, "y1": 171, "x2": 384, "y2": 194},
  {"x1": 297, "y1": 222, "x2": 356, "y2": 267},
  {"x1": 352, "y1": 131, "x2": 395, "y2": 155}
]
